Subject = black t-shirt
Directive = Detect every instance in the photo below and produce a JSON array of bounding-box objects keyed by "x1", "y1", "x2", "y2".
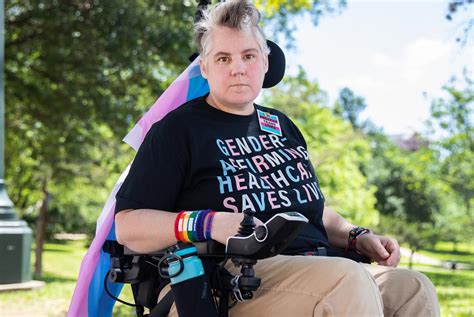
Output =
[{"x1": 115, "y1": 95, "x2": 329, "y2": 253}]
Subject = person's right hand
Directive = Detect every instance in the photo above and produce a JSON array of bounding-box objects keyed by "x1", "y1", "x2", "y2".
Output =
[
  {"x1": 356, "y1": 233, "x2": 401, "y2": 267},
  {"x1": 210, "y1": 212, "x2": 264, "y2": 245}
]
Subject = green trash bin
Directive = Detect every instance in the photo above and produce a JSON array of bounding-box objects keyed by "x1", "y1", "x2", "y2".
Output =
[{"x1": 0, "y1": 220, "x2": 32, "y2": 284}]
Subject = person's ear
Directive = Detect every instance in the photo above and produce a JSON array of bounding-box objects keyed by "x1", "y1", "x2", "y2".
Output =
[{"x1": 200, "y1": 58, "x2": 208, "y2": 79}]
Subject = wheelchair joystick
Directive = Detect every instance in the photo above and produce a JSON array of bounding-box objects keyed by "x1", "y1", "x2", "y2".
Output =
[
  {"x1": 237, "y1": 210, "x2": 256, "y2": 236},
  {"x1": 228, "y1": 210, "x2": 262, "y2": 302}
]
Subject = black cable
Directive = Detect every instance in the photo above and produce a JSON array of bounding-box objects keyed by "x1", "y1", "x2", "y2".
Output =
[
  {"x1": 104, "y1": 271, "x2": 140, "y2": 307},
  {"x1": 145, "y1": 259, "x2": 160, "y2": 269}
]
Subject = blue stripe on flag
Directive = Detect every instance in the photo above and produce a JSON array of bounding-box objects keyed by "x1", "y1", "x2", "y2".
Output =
[
  {"x1": 88, "y1": 223, "x2": 124, "y2": 317},
  {"x1": 186, "y1": 75, "x2": 209, "y2": 101}
]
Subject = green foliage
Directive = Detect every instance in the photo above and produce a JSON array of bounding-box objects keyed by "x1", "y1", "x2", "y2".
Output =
[
  {"x1": 364, "y1": 133, "x2": 442, "y2": 224},
  {"x1": 262, "y1": 70, "x2": 378, "y2": 226},
  {"x1": 377, "y1": 215, "x2": 437, "y2": 253},
  {"x1": 6, "y1": 0, "x2": 194, "y2": 133},
  {"x1": 425, "y1": 74, "x2": 474, "y2": 246},
  {"x1": 5, "y1": 0, "x2": 196, "y2": 234},
  {"x1": 333, "y1": 87, "x2": 367, "y2": 129},
  {"x1": 429, "y1": 74, "x2": 474, "y2": 212},
  {"x1": 432, "y1": 188, "x2": 474, "y2": 247}
]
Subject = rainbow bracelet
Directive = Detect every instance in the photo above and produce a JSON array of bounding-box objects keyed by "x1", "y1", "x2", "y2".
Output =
[
  {"x1": 174, "y1": 210, "x2": 186, "y2": 242},
  {"x1": 174, "y1": 209, "x2": 216, "y2": 243},
  {"x1": 204, "y1": 211, "x2": 216, "y2": 240}
]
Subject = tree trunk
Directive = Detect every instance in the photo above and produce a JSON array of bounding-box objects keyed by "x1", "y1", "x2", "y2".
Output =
[
  {"x1": 34, "y1": 181, "x2": 50, "y2": 277},
  {"x1": 408, "y1": 249, "x2": 415, "y2": 269}
]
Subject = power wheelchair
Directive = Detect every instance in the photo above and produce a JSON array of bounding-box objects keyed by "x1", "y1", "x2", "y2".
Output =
[{"x1": 103, "y1": 211, "x2": 311, "y2": 317}]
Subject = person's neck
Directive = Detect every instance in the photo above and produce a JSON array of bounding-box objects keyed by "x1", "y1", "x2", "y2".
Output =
[{"x1": 206, "y1": 95, "x2": 254, "y2": 116}]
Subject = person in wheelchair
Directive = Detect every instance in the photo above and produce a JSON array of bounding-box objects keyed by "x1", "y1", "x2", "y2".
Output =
[{"x1": 114, "y1": 1, "x2": 439, "y2": 316}]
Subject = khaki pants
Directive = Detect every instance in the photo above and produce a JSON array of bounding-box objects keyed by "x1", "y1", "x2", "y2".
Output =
[{"x1": 164, "y1": 255, "x2": 440, "y2": 316}]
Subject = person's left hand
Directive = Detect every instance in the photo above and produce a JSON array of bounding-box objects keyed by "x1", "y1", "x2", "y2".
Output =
[{"x1": 356, "y1": 233, "x2": 401, "y2": 267}]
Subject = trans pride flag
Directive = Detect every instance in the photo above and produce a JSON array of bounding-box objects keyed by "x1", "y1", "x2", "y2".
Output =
[{"x1": 68, "y1": 57, "x2": 209, "y2": 317}]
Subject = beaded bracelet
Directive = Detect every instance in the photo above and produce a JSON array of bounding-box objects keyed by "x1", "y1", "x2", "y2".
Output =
[
  {"x1": 348, "y1": 227, "x2": 371, "y2": 252},
  {"x1": 174, "y1": 209, "x2": 216, "y2": 243}
]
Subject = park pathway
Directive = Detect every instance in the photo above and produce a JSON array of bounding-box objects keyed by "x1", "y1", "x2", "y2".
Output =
[
  {"x1": 400, "y1": 247, "x2": 443, "y2": 266},
  {"x1": 400, "y1": 247, "x2": 471, "y2": 270}
]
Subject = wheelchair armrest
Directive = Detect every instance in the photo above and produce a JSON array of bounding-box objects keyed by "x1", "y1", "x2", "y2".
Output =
[
  {"x1": 123, "y1": 212, "x2": 308, "y2": 260},
  {"x1": 226, "y1": 212, "x2": 308, "y2": 259}
]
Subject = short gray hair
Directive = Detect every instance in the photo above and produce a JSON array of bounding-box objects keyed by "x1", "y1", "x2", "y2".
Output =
[{"x1": 194, "y1": 0, "x2": 270, "y2": 59}]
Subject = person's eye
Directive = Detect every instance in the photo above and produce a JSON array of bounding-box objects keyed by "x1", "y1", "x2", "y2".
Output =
[
  {"x1": 244, "y1": 54, "x2": 256, "y2": 62},
  {"x1": 216, "y1": 56, "x2": 230, "y2": 63}
]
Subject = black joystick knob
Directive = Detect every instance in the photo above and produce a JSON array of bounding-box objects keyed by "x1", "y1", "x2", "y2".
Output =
[{"x1": 238, "y1": 210, "x2": 256, "y2": 236}]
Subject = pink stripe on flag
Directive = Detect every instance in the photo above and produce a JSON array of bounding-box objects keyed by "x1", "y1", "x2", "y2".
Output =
[
  {"x1": 138, "y1": 79, "x2": 190, "y2": 141},
  {"x1": 67, "y1": 206, "x2": 116, "y2": 317}
]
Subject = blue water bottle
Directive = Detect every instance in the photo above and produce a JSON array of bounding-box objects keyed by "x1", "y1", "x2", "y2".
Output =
[{"x1": 168, "y1": 243, "x2": 218, "y2": 317}]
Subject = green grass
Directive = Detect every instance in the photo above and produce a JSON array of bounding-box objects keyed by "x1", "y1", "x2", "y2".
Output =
[
  {"x1": 0, "y1": 241, "x2": 87, "y2": 317},
  {"x1": 398, "y1": 241, "x2": 474, "y2": 317},
  {"x1": 395, "y1": 262, "x2": 474, "y2": 317},
  {"x1": 0, "y1": 240, "x2": 473, "y2": 316},
  {"x1": 416, "y1": 241, "x2": 474, "y2": 265},
  {"x1": 423, "y1": 269, "x2": 474, "y2": 317}
]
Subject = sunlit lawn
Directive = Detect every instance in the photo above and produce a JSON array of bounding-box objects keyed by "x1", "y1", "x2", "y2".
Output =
[
  {"x1": 0, "y1": 241, "x2": 86, "y2": 317},
  {"x1": 397, "y1": 242, "x2": 474, "y2": 316},
  {"x1": 423, "y1": 268, "x2": 474, "y2": 317},
  {"x1": 397, "y1": 262, "x2": 474, "y2": 317},
  {"x1": 417, "y1": 241, "x2": 474, "y2": 266},
  {"x1": 0, "y1": 240, "x2": 472, "y2": 316}
]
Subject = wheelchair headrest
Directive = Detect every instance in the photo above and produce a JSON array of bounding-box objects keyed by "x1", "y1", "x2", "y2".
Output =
[{"x1": 262, "y1": 40, "x2": 286, "y2": 89}]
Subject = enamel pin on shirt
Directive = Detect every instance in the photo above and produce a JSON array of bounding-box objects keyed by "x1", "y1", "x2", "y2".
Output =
[{"x1": 257, "y1": 109, "x2": 282, "y2": 136}]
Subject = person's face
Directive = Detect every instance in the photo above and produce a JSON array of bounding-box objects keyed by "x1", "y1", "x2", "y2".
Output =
[{"x1": 200, "y1": 26, "x2": 269, "y2": 114}]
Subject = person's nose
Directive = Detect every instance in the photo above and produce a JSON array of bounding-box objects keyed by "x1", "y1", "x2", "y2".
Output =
[{"x1": 230, "y1": 58, "x2": 246, "y2": 77}]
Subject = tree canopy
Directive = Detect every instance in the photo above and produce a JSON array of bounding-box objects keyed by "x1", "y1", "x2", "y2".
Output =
[
  {"x1": 427, "y1": 74, "x2": 474, "y2": 244},
  {"x1": 333, "y1": 87, "x2": 367, "y2": 130}
]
